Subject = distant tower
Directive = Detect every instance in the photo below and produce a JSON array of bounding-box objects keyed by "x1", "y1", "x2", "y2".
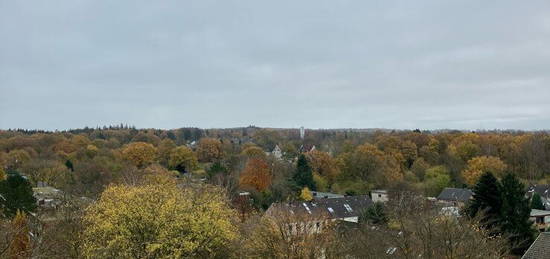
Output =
[{"x1": 300, "y1": 126, "x2": 305, "y2": 140}]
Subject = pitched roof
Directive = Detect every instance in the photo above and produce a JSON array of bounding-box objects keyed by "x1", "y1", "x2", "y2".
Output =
[
  {"x1": 530, "y1": 209, "x2": 550, "y2": 217},
  {"x1": 437, "y1": 188, "x2": 473, "y2": 203},
  {"x1": 267, "y1": 195, "x2": 373, "y2": 220},
  {"x1": 528, "y1": 185, "x2": 550, "y2": 198},
  {"x1": 522, "y1": 232, "x2": 550, "y2": 259}
]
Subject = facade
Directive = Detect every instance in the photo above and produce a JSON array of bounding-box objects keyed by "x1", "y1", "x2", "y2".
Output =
[
  {"x1": 311, "y1": 191, "x2": 345, "y2": 200},
  {"x1": 271, "y1": 144, "x2": 283, "y2": 160},
  {"x1": 33, "y1": 185, "x2": 63, "y2": 209},
  {"x1": 371, "y1": 190, "x2": 389, "y2": 203},
  {"x1": 530, "y1": 209, "x2": 550, "y2": 232}
]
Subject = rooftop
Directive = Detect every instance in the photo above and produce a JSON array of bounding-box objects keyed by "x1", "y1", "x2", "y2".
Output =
[
  {"x1": 522, "y1": 232, "x2": 550, "y2": 259},
  {"x1": 437, "y1": 188, "x2": 473, "y2": 203}
]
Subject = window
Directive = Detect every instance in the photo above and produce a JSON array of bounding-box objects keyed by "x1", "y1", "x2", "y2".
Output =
[{"x1": 378, "y1": 194, "x2": 382, "y2": 198}]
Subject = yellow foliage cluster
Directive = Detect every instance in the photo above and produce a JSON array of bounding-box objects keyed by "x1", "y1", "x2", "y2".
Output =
[
  {"x1": 300, "y1": 187, "x2": 313, "y2": 201},
  {"x1": 121, "y1": 142, "x2": 157, "y2": 168},
  {"x1": 462, "y1": 156, "x2": 507, "y2": 186},
  {"x1": 197, "y1": 138, "x2": 224, "y2": 162},
  {"x1": 82, "y1": 180, "x2": 238, "y2": 258}
]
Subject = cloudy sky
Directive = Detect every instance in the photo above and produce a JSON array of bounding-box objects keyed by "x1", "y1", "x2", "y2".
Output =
[{"x1": 1, "y1": 1, "x2": 550, "y2": 130}]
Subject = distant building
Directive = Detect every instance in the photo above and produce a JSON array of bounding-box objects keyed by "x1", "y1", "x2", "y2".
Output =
[
  {"x1": 530, "y1": 209, "x2": 550, "y2": 232},
  {"x1": 311, "y1": 191, "x2": 345, "y2": 200},
  {"x1": 371, "y1": 190, "x2": 389, "y2": 203},
  {"x1": 522, "y1": 232, "x2": 550, "y2": 259},
  {"x1": 33, "y1": 185, "x2": 63, "y2": 209},
  {"x1": 527, "y1": 185, "x2": 550, "y2": 210},
  {"x1": 436, "y1": 188, "x2": 473, "y2": 207},
  {"x1": 266, "y1": 195, "x2": 374, "y2": 224},
  {"x1": 300, "y1": 126, "x2": 305, "y2": 140},
  {"x1": 271, "y1": 144, "x2": 283, "y2": 160}
]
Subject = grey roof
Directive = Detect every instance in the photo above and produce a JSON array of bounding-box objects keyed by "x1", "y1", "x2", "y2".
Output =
[
  {"x1": 530, "y1": 209, "x2": 550, "y2": 217},
  {"x1": 522, "y1": 232, "x2": 550, "y2": 259},
  {"x1": 267, "y1": 195, "x2": 373, "y2": 220},
  {"x1": 527, "y1": 185, "x2": 550, "y2": 198},
  {"x1": 437, "y1": 188, "x2": 473, "y2": 203}
]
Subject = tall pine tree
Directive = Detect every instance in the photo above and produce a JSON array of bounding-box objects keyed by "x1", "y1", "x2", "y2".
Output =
[
  {"x1": 293, "y1": 154, "x2": 316, "y2": 191},
  {"x1": 0, "y1": 171, "x2": 37, "y2": 218},
  {"x1": 499, "y1": 173, "x2": 535, "y2": 255},
  {"x1": 465, "y1": 172, "x2": 502, "y2": 230}
]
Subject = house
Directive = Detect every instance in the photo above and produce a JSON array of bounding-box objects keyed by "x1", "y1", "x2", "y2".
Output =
[
  {"x1": 266, "y1": 195, "x2": 374, "y2": 224},
  {"x1": 530, "y1": 209, "x2": 550, "y2": 232},
  {"x1": 271, "y1": 145, "x2": 283, "y2": 160},
  {"x1": 33, "y1": 185, "x2": 63, "y2": 209},
  {"x1": 311, "y1": 191, "x2": 344, "y2": 200},
  {"x1": 522, "y1": 232, "x2": 550, "y2": 259},
  {"x1": 527, "y1": 185, "x2": 550, "y2": 210},
  {"x1": 436, "y1": 188, "x2": 473, "y2": 207},
  {"x1": 371, "y1": 190, "x2": 389, "y2": 203}
]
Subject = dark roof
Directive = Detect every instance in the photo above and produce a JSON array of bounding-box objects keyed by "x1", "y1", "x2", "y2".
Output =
[
  {"x1": 528, "y1": 185, "x2": 550, "y2": 198},
  {"x1": 267, "y1": 195, "x2": 373, "y2": 220},
  {"x1": 522, "y1": 232, "x2": 550, "y2": 259},
  {"x1": 437, "y1": 188, "x2": 473, "y2": 203}
]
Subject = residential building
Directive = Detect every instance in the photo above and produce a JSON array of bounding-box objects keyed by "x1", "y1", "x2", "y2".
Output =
[
  {"x1": 530, "y1": 209, "x2": 550, "y2": 232},
  {"x1": 527, "y1": 184, "x2": 550, "y2": 210},
  {"x1": 271, "y1": 144, "x2": 283, "y2": 160},
  {"x1": 522, "y1": 232, "x2": 550, "y2": 259},
  {"x1": 266, "y1": 195, "x2": 374, "y2": 226},
  {"x1": 311, "y1": 191, "x2": 344, "y2": 200},
  {"x1": 436, "y1": 188, "x2": 473, "y2": 207},
  {"x1": 371, "y1": 190, "x2": 389, "y2": 203}
]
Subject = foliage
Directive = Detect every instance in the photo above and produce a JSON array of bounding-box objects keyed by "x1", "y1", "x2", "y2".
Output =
[
  {"x1": 121, "y1": 142, "x2": 157, "y2": 168},
  {"x1": 423, "y1": 165, "x2": 451, "y2": 197},
  {"x1": 465, "y1": 172, "x2": 502, "y2": 230},
  {"x1": 241, "y1": 146, "x2": 267, "y2": 160},
  {"x1": 499, "y1": 173, "x2": 536, "y2": 255},
  {"x1": 0, "y1": 172, "x2": 37, "y2": 218},
  {"x1": 306, "y1": 150, "x2": 339, "y2": 184},
  {"x1": 8, "y1": 210, "x2": 30, "y2": 259},
  {"x1": 531, "y1": 192, "x2": 545, "y2": 210},
  {"x1": 462, "y1": 156, "x2": 507, "y2": 186},
  {"x1": 360, "y1": 202, "x2": 388, "y2": 225},
  {"x1": 168, "y1": 146, "x2": 198, "y2": 174},
  {"x1": 197, "y1": 138, "x2": 224, "y2": 162},
  {"x1": 240, "y1": 158, "x2": 272, "y2": 192},
  {"x1": 300, "y1": 187, "x2": 313, "y2": 201},
  {"x1": 293, "y1": 154, "x2": 316, "y2": 191},
  {"x1": 82, "y1": 180, "x2": 238, "y2": 258}
]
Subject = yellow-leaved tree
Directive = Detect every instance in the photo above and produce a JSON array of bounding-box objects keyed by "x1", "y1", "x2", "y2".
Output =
[
  {"x1": 300, "y1": 187, "x2": 313, "y2": 201},
  {"x1": 462, "y1": 156, "x2": 507, "y2": 186},
  {"x1": 168, "y1": 146, "x2": 198, "y2": 173},
  {"x1": 121, "y1": 142, "x2": 157, "y2": 168},
  {"x1": 82, "y1": 178, "x2": 238, "y2": 258}
]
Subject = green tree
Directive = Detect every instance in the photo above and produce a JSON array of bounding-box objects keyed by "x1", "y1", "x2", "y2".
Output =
[
  {"x1": 168, "y1": 146, "x2": 198, "y2": 174},
  {"x1": 293, "y1": 154, "x2": 316, "y2": 191},
  {"x1": 360, "y1": 202, "x2": 388, "y2": 225},
  {"x1": 499, "y1": 173, "x2": 535, "y2": 255},
  {"x1": 423, "y1": 166, "x2": 451, "y2": 197},
  {"x1": 465, "y1": 172, "x2": 501, "y2": 230},
  {"x1": 531, "y1": 192, "x2": 545, "y2": 210},
  {"x1": 0, "y1": 172, "x2": 37, "y2": 218}
]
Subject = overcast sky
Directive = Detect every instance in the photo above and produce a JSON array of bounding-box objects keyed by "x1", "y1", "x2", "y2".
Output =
[{"x1": 1, "y1": 1, "x2": 550, "y2": 130}]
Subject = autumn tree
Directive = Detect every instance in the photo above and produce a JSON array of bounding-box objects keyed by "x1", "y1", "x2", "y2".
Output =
[
  {"x1": 338, "y1": 144, "x2": 401, "y2": 187},
  {"x1": 306, "y1": 150, "x2": 339, "y2": 185},
  {"x1": 0, "y1": 172, "x2": 37, "y2": 218},
  {"x1": 82, "y1": 179, "x2": 238, "y2": 258},
  {"x1": 197, "y1": 138, "x2": 224, "y2": 162},
  {"x1": 168, "y1": 146, "x2": 198, "y2": 174},
  {"x1": 240, "y1": 158, "x2": 272, "y2": 192},
  {"x1": 423, "y1": 165, "x2": 452, "y2": 197},
  {"x1": 121, "y1": 142, "x2": 157, "y2": 168},
  {"x1": 300, "y1": 187, "x2": 313, "y2": 201},
  {"x1": 8, "y1": 210, "x2": 30, "y2": 259},
  {"x1": 462, "y1": 156, "x2": 507, "y2": 186},
  {"x1": 241, "y1": 146, "x2": 267, "y2": 160}
]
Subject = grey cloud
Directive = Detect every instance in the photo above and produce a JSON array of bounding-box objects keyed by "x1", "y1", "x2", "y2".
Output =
[{"x1": 1, "y1": 0, "x2": 550, "y2": 130}]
